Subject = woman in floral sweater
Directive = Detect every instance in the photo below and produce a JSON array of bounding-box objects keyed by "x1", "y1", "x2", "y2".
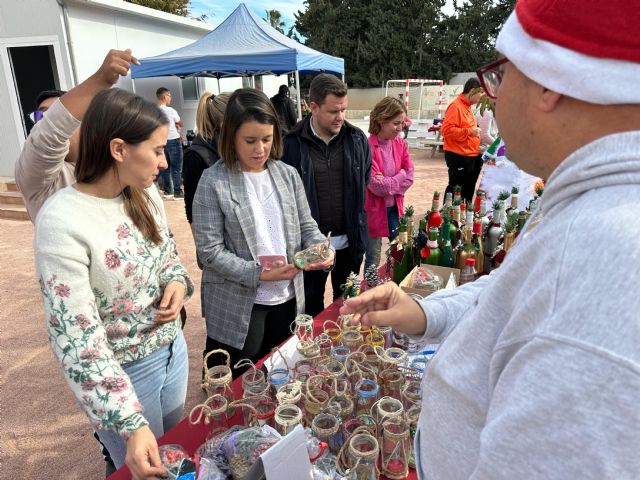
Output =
[{"x1": 34, "y1": 88, "x2": 194, "y2": 478}]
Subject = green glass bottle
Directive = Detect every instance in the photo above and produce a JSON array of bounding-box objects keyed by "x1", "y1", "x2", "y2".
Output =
[
  {"x1": 440, "y1": 230, "x2": 455, "y2": 267},
  {"x1": 392, "y1": 221, "x2": 412, "y2": 284},
  {"x1": 422, "y1": 227, "x2": 441, "y2": 266}
]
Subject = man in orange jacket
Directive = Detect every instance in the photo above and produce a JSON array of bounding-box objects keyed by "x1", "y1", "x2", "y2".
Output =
[{"x1": 441, "y1": 78, "x2": 484, "y2": 202}]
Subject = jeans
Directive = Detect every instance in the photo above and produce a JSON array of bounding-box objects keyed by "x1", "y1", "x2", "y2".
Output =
[
  {"x1": 161, "y1": 138, "x2": 184, "y2": 195},
  {"x1": 365, "y1": 206, "x2": 400, "y2": 272},
  {"x1": 444, "y1": 151, "x2": 483, "y2": 203},
  {"x1": 96, "y1": 330, "x2": 188, "y2": 469},
  {"x1": 304, "y1": 247, "x2": 363, "y2": 317}
]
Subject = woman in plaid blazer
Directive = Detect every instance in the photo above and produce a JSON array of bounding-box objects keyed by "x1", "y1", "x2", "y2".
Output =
[{"x1": 193, "y1": 88, "x2": 333, "y2": 377}]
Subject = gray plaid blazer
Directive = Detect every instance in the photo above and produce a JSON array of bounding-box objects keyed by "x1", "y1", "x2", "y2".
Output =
[{"x1": 192, "y1": 159, "x2": 326, "y2": 350}]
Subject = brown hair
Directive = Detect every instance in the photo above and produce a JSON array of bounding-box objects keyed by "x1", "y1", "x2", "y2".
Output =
[
  {"x1": 368, "y1": 97, "x2": 407, "y2": 135},
  {"x1": 75, "y1": 88, "x2": 167, "y2": 244},
  {"x1": 195, "y1": 91, "x2": 231, "y2": 143},
  {"x1": 309, "y1": 74, "x2": 347, "y2": 106},
  {"x1": 219, "y1": 88, "x2": 283, "y2": 170}
]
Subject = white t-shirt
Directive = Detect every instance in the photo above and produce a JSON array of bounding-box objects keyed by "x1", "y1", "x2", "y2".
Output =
[
  {"x1": 158, "y1": 104, "x2": 181, "y2": 140},
  {"x1": 243, "y1": 169, "x2": 294, "y2": 305}
]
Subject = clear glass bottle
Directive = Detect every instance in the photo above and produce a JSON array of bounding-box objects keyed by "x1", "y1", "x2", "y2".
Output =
[{"x1": 460, "y1": 257, "x2": 478, "y2": 285}]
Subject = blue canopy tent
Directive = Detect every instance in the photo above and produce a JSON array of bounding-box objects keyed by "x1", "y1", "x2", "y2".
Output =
[{"x1": 131, "y1": 3, "x2": 345, "y2": 118}]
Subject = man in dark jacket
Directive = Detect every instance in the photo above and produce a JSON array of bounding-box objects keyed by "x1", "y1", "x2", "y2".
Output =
[
  {"x1": 281, "y1": 74, "x2": 372, "y2": 316},
  {"x1": 271, "y1": 84, "x2": 298, "y2": 133}
]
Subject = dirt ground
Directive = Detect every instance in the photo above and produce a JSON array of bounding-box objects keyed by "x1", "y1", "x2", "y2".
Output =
[{"x1": 0, "y1": 148, "x2": 448, "y2": 479}]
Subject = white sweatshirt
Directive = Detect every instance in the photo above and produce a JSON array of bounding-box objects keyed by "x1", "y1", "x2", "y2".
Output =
[{"x1": 414, "y1": 131, "x2": 640, "y2": 479}]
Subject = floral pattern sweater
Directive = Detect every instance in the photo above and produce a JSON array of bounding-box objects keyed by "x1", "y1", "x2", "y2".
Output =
[{"x1": 34, "y1": 185, "x2": 194, "y2": 437}]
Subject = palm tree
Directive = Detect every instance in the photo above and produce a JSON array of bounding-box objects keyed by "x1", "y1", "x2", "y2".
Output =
[{"x1": 264, "y1": 9, "x2": 285, "y2": 34}]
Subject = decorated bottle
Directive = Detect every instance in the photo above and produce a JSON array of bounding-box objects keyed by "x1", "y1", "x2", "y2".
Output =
[
  {"x1": 448, "y1": 208, "x2": 459, "y2": 246},
  {"x1": 392, "y1": 219, "x2": 412, "y2": 284},
  {"x1": 456, "y1": 225, "x2": 475, "y2": 270},
  {"x1": 427, "y1": 191, "x2": 442, "y2": 228},
  {"x1": 473, "y1": 190, "x2": 486, "y2": 214},
  {"x1": 506, "y1": 186, "x2": 519, "y2": 217},
  {"x1": 483, "y1": 201, "x2": 504, "y2": 274},
  {"x1": 517, "y1": 211, "x2": 527, "y2": 234},
  {"x1": 414, "y1": 217, "x2": 428, "y2": 266},
  {"x1": 444, "y1": 192, "x2": 453, "y2": 209},
  {"x1": 472, "y1": 219, "x2": 485, "y2": 273},
  {"x1": 422, "y1": 227, "x2": 441, "y2": 266},
  {"x1": 440, "y1": 226, "x2": 455, "y2": 267},
  {"x1": 453, "y1": 185, "x2": 462, "y2": 205}
]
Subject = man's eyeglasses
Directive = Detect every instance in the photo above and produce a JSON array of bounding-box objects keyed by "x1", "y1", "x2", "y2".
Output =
[{"x1": 476, "y1": 57, "x2": 509, "y2": 99}]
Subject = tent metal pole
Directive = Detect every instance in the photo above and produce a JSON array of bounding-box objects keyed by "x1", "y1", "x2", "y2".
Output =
[
  {"x1": 217, "y1": 76, "x2": 220, "y2": 94},
  {"x1": 131, "y1": 78, "x2": 136, "y2": 94},
  {"x1": 295, "y1": 70, "x2": 302, "y2": 120}
]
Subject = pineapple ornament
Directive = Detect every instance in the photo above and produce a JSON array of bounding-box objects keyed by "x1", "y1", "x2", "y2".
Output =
[{"x1": 404, "y1": 205, "x2": 415, "y2": 240}]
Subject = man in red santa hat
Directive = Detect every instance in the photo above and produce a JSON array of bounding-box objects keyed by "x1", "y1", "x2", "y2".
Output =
[{"x1": 341, "y1": 0, "x2": 640, "y2": 478}]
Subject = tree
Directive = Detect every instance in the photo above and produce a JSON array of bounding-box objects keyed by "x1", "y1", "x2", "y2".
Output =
[
  {"x1": 264, "y1": 9, "x2": 286, "y2": 34},
  {"x1": 295, "y1": 0, "x2": 445, "y2": 87},
  {"x1": 294, "y1": 0, "x2": 515, "y2": 86},
  {"x1": 424, "y1": 0, "x2": 516, "y2": 80},
  {"x1": 124, "y1": 0, "x2": 189, "y2": 16}
]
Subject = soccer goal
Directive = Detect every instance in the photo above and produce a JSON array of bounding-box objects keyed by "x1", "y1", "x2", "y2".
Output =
[{"x1": 385, "y1": 79, "x2": 445, "y2": 121}]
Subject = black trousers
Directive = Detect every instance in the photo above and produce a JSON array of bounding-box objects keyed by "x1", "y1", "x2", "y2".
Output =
[
  {"x1": 444, "y1": 151, "x2": 483, "y2": 204},
  {"x1": 204, "y1": 298, "x2": 296, "y2": 380},
  {"x1": 303, "y1": 247, "x2": 363, "y2": 317}
]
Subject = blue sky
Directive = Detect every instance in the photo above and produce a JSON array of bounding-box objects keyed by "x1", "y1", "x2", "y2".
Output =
[
  {"x1": 189, "y1": 1, "x2": 456, "y2": 29},
  {"x1": 189, "y1": 1, "x2": 305, "y2": 27}
]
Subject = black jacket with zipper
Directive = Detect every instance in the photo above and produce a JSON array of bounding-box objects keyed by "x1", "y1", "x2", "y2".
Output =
[{"x1": 281, "y1": 115, "x2": 372, "y2": 265}]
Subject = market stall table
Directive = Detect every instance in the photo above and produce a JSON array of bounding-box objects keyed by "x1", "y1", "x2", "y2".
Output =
[{"x1": 108, "y1": 296, "x2": 418, "y2": 480}]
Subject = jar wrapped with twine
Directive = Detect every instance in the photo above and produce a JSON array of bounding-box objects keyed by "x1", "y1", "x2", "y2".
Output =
[
  {"x1": 291, "y1": 313, "x2": 314, "y2": 344},
  {"x1": 312, "y1": 413, "x2": 343, "y2": 455},
  {"x1": 379, "y1": 368, "x2": 405, "y2": 401},
  {"x1": 189, "y1": 394, "x2": 230, "y2": 439},
  {"x1": 343, "y1": 432, "x2": 379, "y2": 480},
  {"x1": 401, "y1": 379, "x2": 422, "y2": 410},
  {"x1": 274, "y1": 404, "x2": 303, "y2": 436},
  {"x1": 355, "y1": 379, "x2": 380, "y2": 417},
  {"x1": 303, "y1": 375, "x2": 330, "y2": 427},
  {"x1": 342, "y1": 329, "x2": 364, "y2": 353},
  {"x1": 323, "y1": 319, "x2": 343, "y2": 346},
  {"x1": 406, "y1": 403, "x2": 421, "y2": 469},
  {"x1": 268, "y1": 347, "x2": 291, "y2": 399},
  {"x1": 235, "y1": 359, "x2": 268, "y2": 398},
  {"x1": 202, "y1": 349, "x2": 235, "y2": 415},
  {"x1": 380, "y1": 419, "x2": 411, "y2": 479}
]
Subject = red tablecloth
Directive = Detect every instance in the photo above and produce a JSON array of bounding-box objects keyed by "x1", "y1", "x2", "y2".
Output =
[{"x1": 108, "y1": 297, "x2": 417, "y2": 480}]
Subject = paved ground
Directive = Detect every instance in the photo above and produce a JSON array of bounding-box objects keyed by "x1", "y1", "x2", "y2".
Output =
[{"x1": 0, "y1": 148, "x2": 448, "y2": 479}]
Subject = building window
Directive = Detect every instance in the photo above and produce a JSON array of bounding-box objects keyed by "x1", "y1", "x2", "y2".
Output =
[{"x1": 181, "y1": 77, "x2": 198, "y2": 101}]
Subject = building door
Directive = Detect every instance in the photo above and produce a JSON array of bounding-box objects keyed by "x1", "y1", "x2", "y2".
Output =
[{"x1": 7, "y1": 44, "x2": 60, "y2": 136}]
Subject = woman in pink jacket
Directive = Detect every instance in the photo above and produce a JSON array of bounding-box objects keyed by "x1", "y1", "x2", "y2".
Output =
[{"x1": 364, "y1": 97, "x2": 414, "y2": 272}]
